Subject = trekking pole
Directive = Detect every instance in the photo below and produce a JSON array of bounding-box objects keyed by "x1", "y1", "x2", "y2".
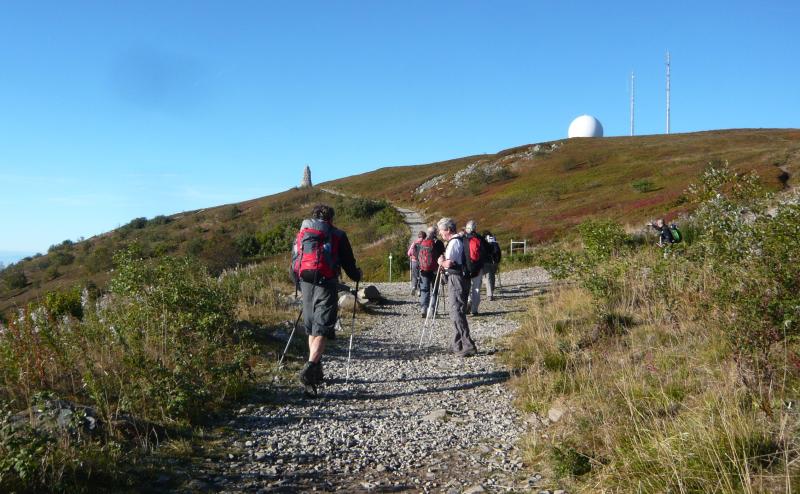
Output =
[
  {"x1": 418, "y1": 269, "x2": 441, "y2": 348},
  {"x1": 273, "y1": 307, "x2": 302, "y2": 383},
  {"x1": 426, "y1": 277, "x2": 444, "y2": 346},
  {"x1": 441, "y1": 275, "x2": 448, "y2": 316},
  {"x1": 345, "y1": 280, "x2": 360, "y2": 383}
]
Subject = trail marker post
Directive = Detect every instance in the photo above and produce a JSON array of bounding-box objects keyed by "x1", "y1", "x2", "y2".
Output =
[
  {"x1": 510, "y1": 239, "x2": 527, "y2": 256},
  {"x1": 388, "y1": 253, "x2": 393, "y2": 282}
]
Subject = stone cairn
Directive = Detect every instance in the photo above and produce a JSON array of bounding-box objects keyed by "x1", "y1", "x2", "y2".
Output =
[{"x1": 300, "y1": 165, "x2": 313, "y2": 188}]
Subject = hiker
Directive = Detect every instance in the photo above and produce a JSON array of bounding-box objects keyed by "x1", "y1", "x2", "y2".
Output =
[
  {"x1": 407, "y1": 231, "x2": 426, "y2": 296},
  {"x1": 464, "y1": 220, "x2": 488, "y2": 316},
  {"x1": 291, "y1": 204, "x2": 362, "y2": 389},
  {"x1": 647, "y1": 218, "x2": 675, "y2": 247},
  {"x1": 437, "y1": 217, "x2": 477, "y2": 357},
  {"x1": 417, "y1": 226, "x2": 445, "y2": 318},
  {"x1": 482, "y1": 231, "x2": 502, "y2": 301}
]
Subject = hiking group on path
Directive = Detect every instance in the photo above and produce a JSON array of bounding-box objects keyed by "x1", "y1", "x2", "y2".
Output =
[
  {"x1": 289, "y1": 203, "x2": 504, "y2": 392},
  {"x1": 180, "y1": 201, "x2": 555, "y2": 493}
]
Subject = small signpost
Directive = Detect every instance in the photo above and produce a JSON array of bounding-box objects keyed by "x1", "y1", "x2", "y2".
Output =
[{"x1": 388, "y1": 252, "x2": 393, "y2": 282}]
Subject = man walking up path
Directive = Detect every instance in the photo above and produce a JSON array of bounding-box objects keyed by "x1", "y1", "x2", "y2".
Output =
[
  {"x1": 437, "y1": 217, "x2": 477, "y2": 357},
  {"x1": 464, "y1": 220, "x2": 484, "y2": 316},
  {"x1": 417, "y1": 226, "x2": 445, "y2": 317},
  {"x1": 291, "y1": 204, "x2": 362, "y2": 389}
]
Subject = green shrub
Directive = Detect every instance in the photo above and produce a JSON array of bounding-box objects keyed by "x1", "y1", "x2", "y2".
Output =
[
  {"x1": 578, "y1": 219, "x2": 628, "y2": 262},
  {"x1": 221, "y1": 205, "x2": 241, "y2": 220},
  {"x1": 2, "y1": 269, "x2": 27, "y2": 290},
  {"x1": 551, "y1": 445, "x2": 592, "y2": 477},
  {"x1": 336, "y1": 197, "x2": 387, "y2": 220},
  {"x1": 85, "y1": 246, "x2": 114, "y2": 274},
  {"x1": 123, "y1": 217, "x2": 148, "y2": 230},
  {"x1": 255, "y1": 218, "x2": 301, "y2": 257},
  {"x1": 50, "y1": 250, "x2": 75, "y2": 267},
  {"x1": 631, "y1": 178, "x2": 657, "y2": 193},
  {"x1": 148, "y1": 215, "x2": 171, "y2": 226},
  {"x1": 42, "y1": 286, "x2": 83, "y2": 319},
  {"x1": 186, "y1": 237, "x2": 206, "y2": 256},
  {"x1": 235, "y1": 233, "x2": 260, "y2": 258}
]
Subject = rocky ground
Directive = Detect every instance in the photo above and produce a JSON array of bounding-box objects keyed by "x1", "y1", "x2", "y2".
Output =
[{"x1": 175, "y1": 267, "x2": 556, "y2": 493}]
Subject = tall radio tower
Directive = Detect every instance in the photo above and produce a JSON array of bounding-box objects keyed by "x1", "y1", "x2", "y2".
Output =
[
  {"x1": 666, "y1": 51, "x2": 671, "y2": 134},
  {"x1": 630, "y1": 71, "x2": 635, "y2": 136}
]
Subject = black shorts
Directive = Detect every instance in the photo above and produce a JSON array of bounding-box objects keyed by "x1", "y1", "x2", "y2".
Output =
[{"x1": 300, "y1": 281, "x2": 339, "y2": 339}]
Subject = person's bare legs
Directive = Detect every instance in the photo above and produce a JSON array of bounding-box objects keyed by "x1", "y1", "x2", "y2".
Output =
[{"x1": 308, "y1": 335, "x2": 326, "y2": 363}]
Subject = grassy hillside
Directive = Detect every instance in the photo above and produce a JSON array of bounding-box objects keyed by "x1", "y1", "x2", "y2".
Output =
[
  {"x1": 503, "y1": 164, "x2": 800, "y2": 490},
  {"x1": 0, "y1": 188, "x2": 406, "y2": 316},
  {"x1": 3, "y1": 129, "x2": 799, "y2": 316},
  {"x1": 325, "y1": 129, "x2": 800, "y2": 241}
]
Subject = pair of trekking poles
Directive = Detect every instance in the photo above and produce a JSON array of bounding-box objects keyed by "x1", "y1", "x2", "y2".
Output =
[
  {"x1": 418, "y1": 268, "x2": 445, "y2": 349},
  {"x1": 275, "y1": 280, "x2": 360, "y2": 385}
]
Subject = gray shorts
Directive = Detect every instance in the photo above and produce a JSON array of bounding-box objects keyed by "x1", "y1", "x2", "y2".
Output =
[{"x1": 300, "y1": 281, "x2": 339, "y2": 339}]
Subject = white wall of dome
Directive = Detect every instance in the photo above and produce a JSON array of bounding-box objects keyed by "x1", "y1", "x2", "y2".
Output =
[{"x1": 568, "y1": 115, "x2": 604, "y2": 138}]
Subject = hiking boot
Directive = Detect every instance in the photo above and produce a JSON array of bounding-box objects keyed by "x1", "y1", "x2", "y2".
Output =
[
  {"x1": 312, "y1": 361, "x2": 324, "y2": 385},
  {"x1": 299, "y1": 361, "x2": 324, "y2": 386},
  {"x1": 471, "y1": 311, "x2": 479, "y2": 317},
  {"x1": 421, "y1": 311, "x2": 427, "y2": 319},
  {"x1": 298, "y1": 361, "x2": 316, "y2": 386},
  {"x1": 458, "y1": 348, "x2": 477, "y2": 357}
]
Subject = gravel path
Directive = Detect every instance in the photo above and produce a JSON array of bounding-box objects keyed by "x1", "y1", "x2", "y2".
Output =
[
  {"x1": 175, "y1": 199, "x2": 554, "y2": 493},
  {"x1": 185, "y1": 267, "x2": 551, "y2": 493},
  {"x1": 395, "y1": 206, "x2": 427, "y2": 244}
]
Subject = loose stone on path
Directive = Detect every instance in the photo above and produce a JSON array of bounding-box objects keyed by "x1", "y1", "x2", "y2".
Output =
[{"x1": 177, "y1": 266, "x2": 552, "y2": 493}]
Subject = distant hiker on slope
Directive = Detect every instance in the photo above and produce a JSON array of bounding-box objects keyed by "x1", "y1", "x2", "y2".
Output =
[
  {"x1": 647, "y1": 218, "x2": 681, "y2": 247},
  {"x1": 437, "y1": 218, "x2": 477, "y2": 357},
  {"x1": 292, "y1": 204, "x2": 362, "y2": 390},
  {"x1": 417, "y1": 226, "x2": 445, "y2": 318},
  {"x1": 407, "y1": 231, "x2": 426, "y2": 296},
  {"x1": 482, "y1": 231, "x2": 502, "y2": 301}
]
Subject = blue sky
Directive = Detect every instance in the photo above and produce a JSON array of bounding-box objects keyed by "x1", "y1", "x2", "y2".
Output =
[{"x1": 1, "y1": 0, "x2": 798, "y2": 256}]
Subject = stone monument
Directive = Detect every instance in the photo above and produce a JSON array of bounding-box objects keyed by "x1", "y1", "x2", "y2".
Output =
[{"x1": 300, "y1": 165, "x2": 313, "y2": 188}]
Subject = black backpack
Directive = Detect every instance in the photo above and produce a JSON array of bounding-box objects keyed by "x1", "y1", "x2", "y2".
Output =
[
  {"x1": 489, "y1": 241, "x2": 502, "y2": 264},
  {"x1": 463, "y1": 233, "x2": 491, "y2": 278}
]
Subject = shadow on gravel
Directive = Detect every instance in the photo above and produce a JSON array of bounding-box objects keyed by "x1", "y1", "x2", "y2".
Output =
[
  {"x1": 323, "y1": 370, "x2": 511, "y2": 402},
  {"x1": 376, "y1": 298, "x2": 416, "y2": 307},
  {"x1": 468, "y1": 309, "x2": 525, "y2": 316},
  {"x1": 329, "y1": 337, "x2": 447, "y2": 361},
  {"x1": 267, "y1": 369, "x2": 510, "y2": 407},
  {"x1": 333, "y1": 370, "x2": 509, "y2": 385}
]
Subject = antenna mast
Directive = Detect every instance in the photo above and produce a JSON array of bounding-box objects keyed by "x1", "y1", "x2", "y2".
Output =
[
  {"x1": 666, "y1": 51, "x2": 671, "y2": 134},
  {"x1": 630, "y1": 71, "x2": 635, "y2": 136}
]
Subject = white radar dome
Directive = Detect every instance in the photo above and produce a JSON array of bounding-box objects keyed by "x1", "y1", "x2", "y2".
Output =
[{"x1": 568, "y1": 115, "x2": 604, "y2": 138}]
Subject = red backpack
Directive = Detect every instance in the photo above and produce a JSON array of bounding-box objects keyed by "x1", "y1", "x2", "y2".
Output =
[
  {"x1": 464, "y1": 233, "x2": 489, "y2": 277},
  {"x1": 416, "y1": 239, "x2": 437, "y2": 272},
  {"x1": 292, "y1": 219, "x2": 342, "y2": 282}
]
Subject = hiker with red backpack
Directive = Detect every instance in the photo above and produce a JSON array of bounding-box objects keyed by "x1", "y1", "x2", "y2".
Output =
[
  {"x1": 291, "y1": 204, "x2": 362, "y2": 393},
  {"x1": 437, "y1": 217, "x2": 477, "y2": 357},
  {"x1": 463, "y1": 220, "x2": 491, "y2": 316},
  {"x1": 416, "y1": 226, "x2": 445, "y2": 318},
  {"x1": 407, "y1": 231, "x2": 426, "y2": 296}
]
